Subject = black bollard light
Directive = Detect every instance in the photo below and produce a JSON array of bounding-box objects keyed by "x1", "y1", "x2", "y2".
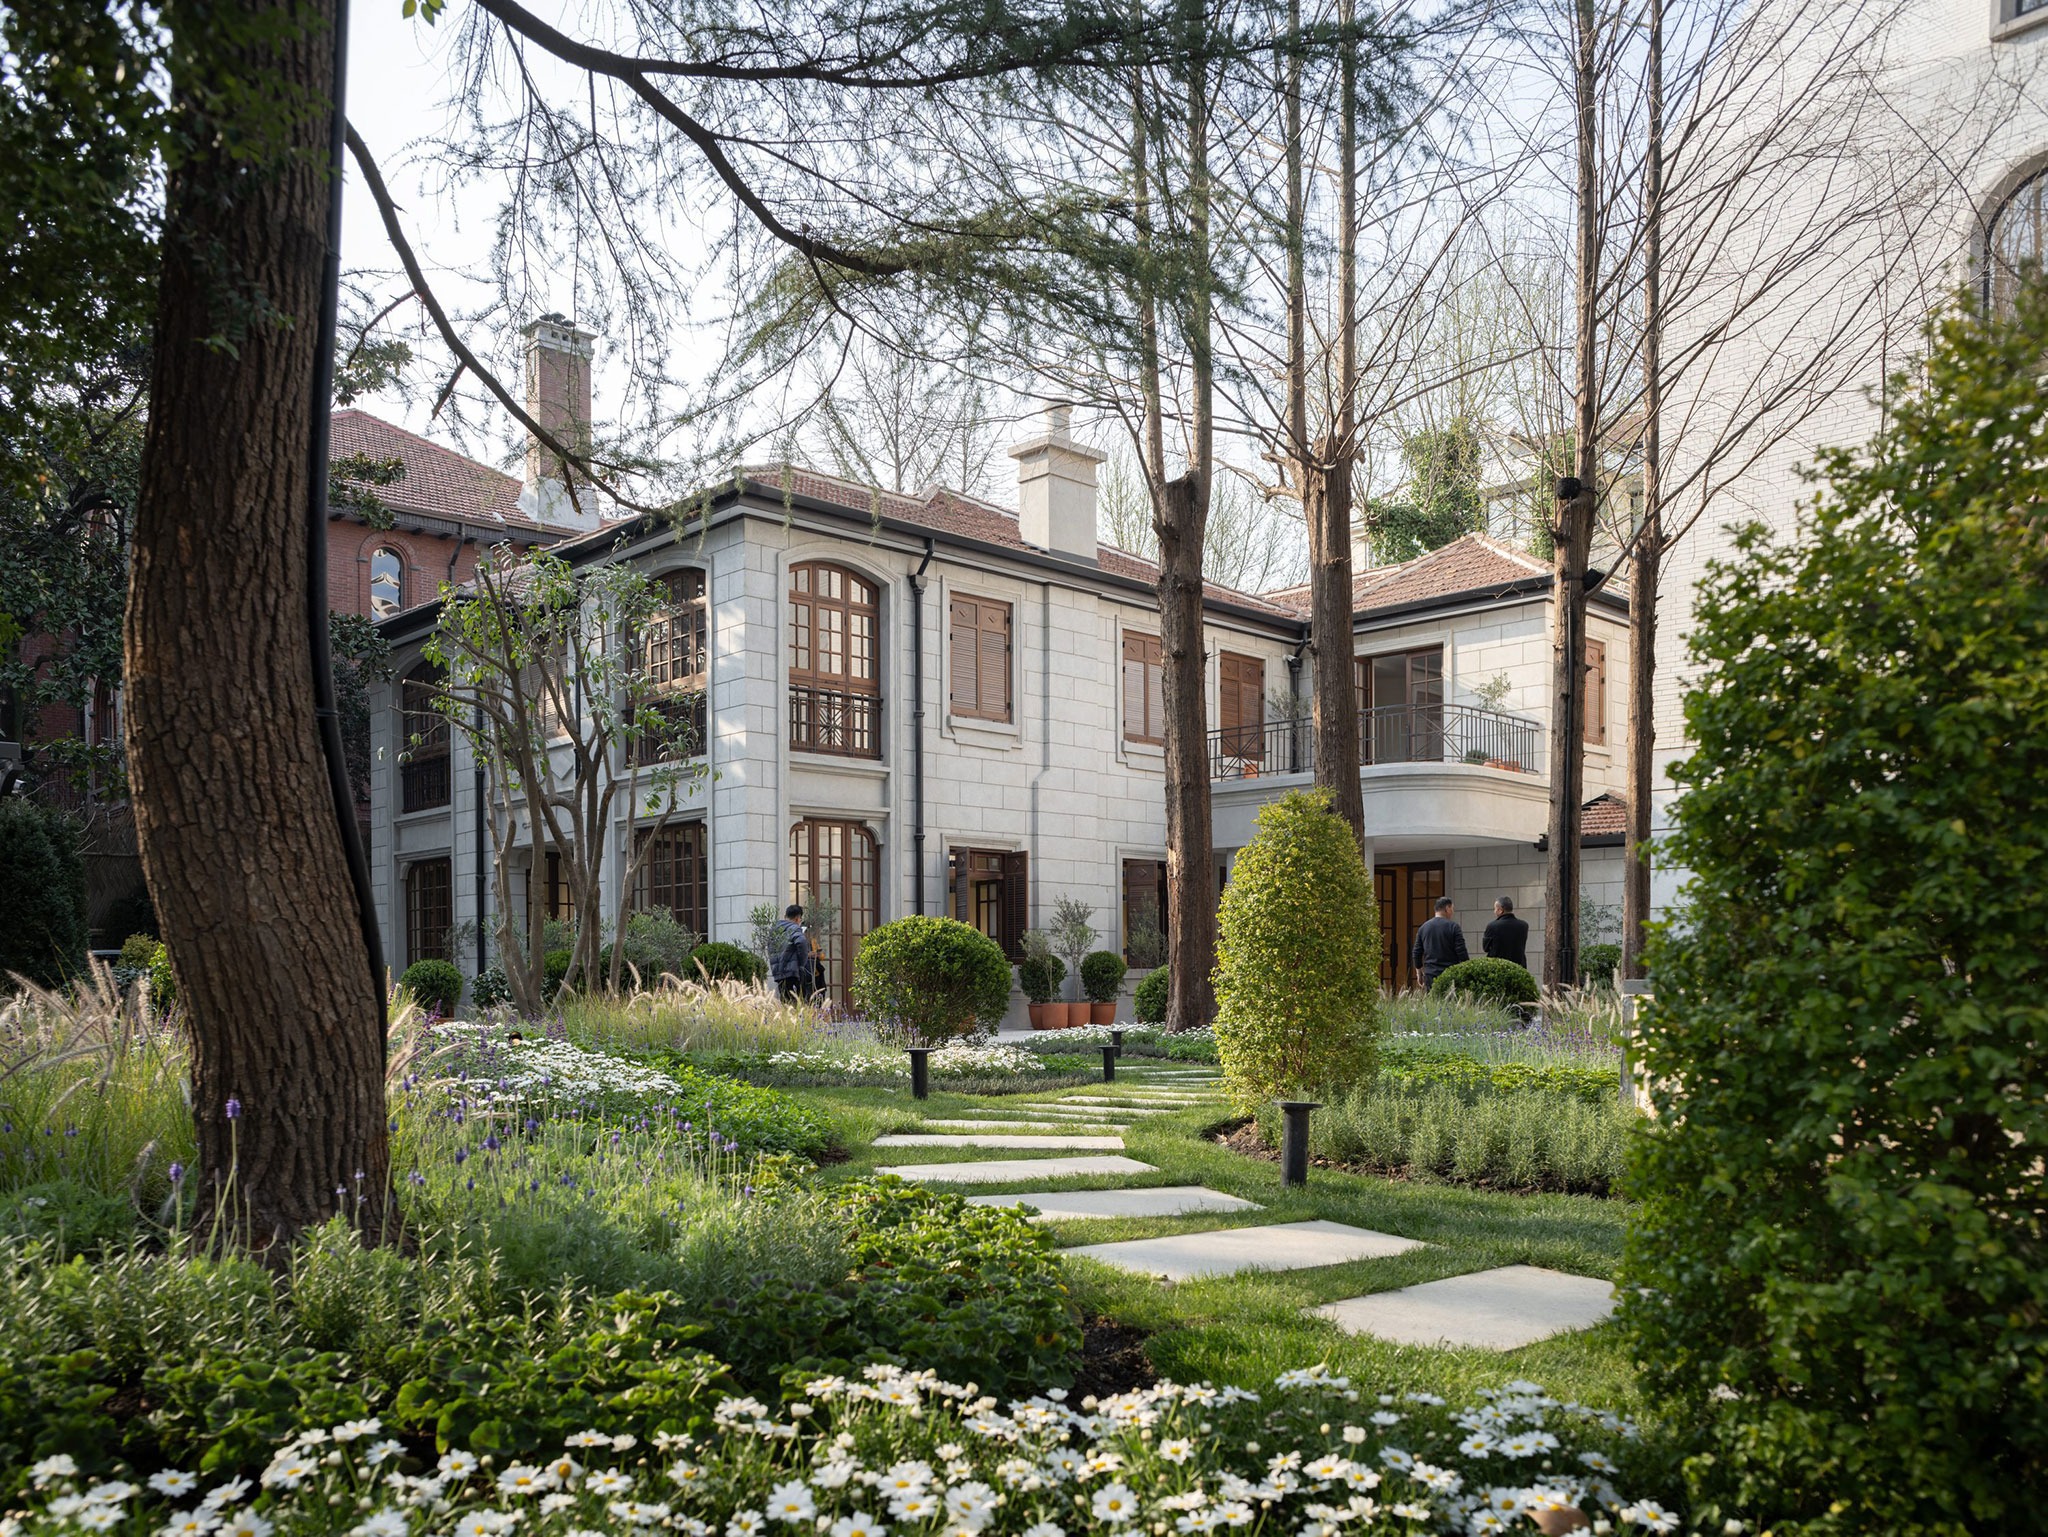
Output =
[
  {"x1": 1278, "y1": 1099, "x2": 1320, "y2": 1188},
  {"x1": 908, "y1": 1047, "x2": 931, "y2": 1100},
  {"x1": 1110, "y1": 1028, "x2": 1125, "y2": 1056},
  {"x1": 1100, "y1": 1045, "x2": 1118, "y2": 1083}
]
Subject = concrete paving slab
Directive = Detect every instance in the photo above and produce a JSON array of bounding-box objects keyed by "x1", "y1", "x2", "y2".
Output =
[
  {"x1": 1065, "y1": 1219, "x2": 1423, "y2": 1280},
  {"x1": 873, "y1": 1133, "x2": 1125, "y2": 1150},
  {"x1": 917, "y1": 1120, "x2": 1127, "y2": 1134},
  {"x1": 875, "y1": 1155, "x2": 1158, "y2": 1183},
  {"x1": 1312, "y1": 1265, "x2": 1616, "y2": 1350},
  {"x1": 968, "y1": 1185, "x2": 1262, "y2": 1221}
]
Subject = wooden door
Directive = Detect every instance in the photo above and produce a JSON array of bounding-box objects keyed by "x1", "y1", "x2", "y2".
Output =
[
  {"x1": 1219, "y1": 652, "x2": 1265, "y2": 766},
  {"x1": 1375, "y1": 861, "x2": 1446, "y2": 990}
]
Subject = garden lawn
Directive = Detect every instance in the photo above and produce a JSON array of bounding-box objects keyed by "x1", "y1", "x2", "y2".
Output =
[{"x1": 785, "y1": 1060, "x2": 1641, "y2": 1415}]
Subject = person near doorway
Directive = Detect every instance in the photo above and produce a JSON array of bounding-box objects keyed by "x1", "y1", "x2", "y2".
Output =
[
  {"x1": 1483, "y1": 896, "x2": 1530, "y2": 970},
  {"x1": 1411, "y1": 895, "x2": 1469, "y2": 990},
  {"x1": 769, "y1": 904, "x2": 816, "y2": 1000}
]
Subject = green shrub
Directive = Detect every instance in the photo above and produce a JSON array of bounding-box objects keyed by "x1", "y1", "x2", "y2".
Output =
[
  {"x1": 469, "y1": 965, "x2": 510, "y2": 1009},
  {"x1": 146, "y1": 941, "x2": 176, "y2": 1013},
  {"x1": 1212, "y1": 788, "x2": 1379, "y2": 1107},
  {"x1": 1133, "y1": 965, "x2": 1169, "y2": 1024},
  {"x1": 1016, "y1": 953, "x2": 1063, "y2": 1005},
  {"x1": 690, "y1": 940, "x2": 765, "y2": 985},
  {"x1": 0, "y1": 799, "x2": 87, "y2": 988},
  {"x1": 542, "y1": 949, "x2": 571, "y2": 1000},
  {"x1": 620, "y1": 908, "x2": 703, "y2": 983},
  {"x1": 1620, "y1": 289, "x2": 2048, "y2": 1534},
  {"x1": 398, "y1": 959, "x2": 464, "y2": 1017},
  {"x1": 851, "y1": 917, "x2": 1010, "y2": 1041},
  {"x1": 1379, "y1": 1039, "x2": 1618, "y2": 1102},
  {"x1": 1577, "y1": 942, "x2": 1621, "y2": 986},
  {"x1": 0, "y1": 1181, "x2": 136, "y2": 1253},
  {"x1": 116, "y1": 934, "x2": 158, "y2": 972},
  {"x1": 1080, "y1": 949, "x2": 1126, "y2": 1003},
  {"x1": 1430, "y1": 956, "x2": 1539, "y2": 1007},
  {"x1": 1271, "y1": 1079, "x2": 1632, "y2": 1195}
]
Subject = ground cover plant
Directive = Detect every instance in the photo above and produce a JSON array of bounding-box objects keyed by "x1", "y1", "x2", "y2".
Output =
[
  {"x1": 1621, "y1": 288, "x2": 2048, "y2": 1534},
  {"x1": 0, "y1": 1361, "x2": 1678, "y2": 1537},
  {"x1": 1014, "y1": 1024, "x2": 1218, "y2": 1063}
]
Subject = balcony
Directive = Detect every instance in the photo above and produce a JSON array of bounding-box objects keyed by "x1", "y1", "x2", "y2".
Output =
[
  {"x1": 789, "y1": 684, "x2": 882, "y2": 759},
  {"x1": 1208, "y1": 703, "x2": 1542, "y2": 781}
]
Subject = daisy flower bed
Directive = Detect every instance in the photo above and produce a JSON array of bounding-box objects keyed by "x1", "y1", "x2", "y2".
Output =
[
  {"x1": 677, "y1": 1042, "x2": 1094, "y2": 1096},
  {"x1": 0, "y1": 1365, "x2": 1677, "y2": 1537}
]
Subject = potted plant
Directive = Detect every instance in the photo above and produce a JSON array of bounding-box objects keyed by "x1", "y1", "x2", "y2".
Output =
[
  {"x1": 1048, "y1": 897, "x2": 1097, "y2": 1026},
  {"x1": 1081, "y1": 950, "x2": 1127, "y2": 1024},
  {"x1": 1017, "y1": 930, "x2": 1065, "y2": 1028}
]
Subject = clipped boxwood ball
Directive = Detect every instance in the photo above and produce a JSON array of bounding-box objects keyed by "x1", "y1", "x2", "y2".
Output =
[
  {"x1": 1080, "y1": 950, "x2": 1128, "y2": 1004},
  {"x1": 1431, "y1": 956, "x2": 1540, "y2": 1006},
  {"x1": 690, "y1": 940, "x2": 766, "y2": 985},
  {"x1": 1133, "y1": 965, "x2": 1170, "y2": 1024},
  {"x1": 852, "y1": 916, "x2": 1011, "y2": 1041},
  {"x1": 1577, "y1": 943, "x2": 1622, "y2": 986},
  {"x1": 399, "y1": 958, "x2": 465, "y2": 1017}
]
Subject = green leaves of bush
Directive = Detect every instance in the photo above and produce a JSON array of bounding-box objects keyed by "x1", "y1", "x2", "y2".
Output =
[
  {"x1": 1212, "y1": 789, "x2": 1380, "y2": 1108},
  {"x1": 1621, "y1": 286, "x2": 2048, "y2": 1534},
  {"x1": 1430, "y1": 958, "x2": 1538, "y2": 1006},
  {"x1": 1133, "y1": 966, "x2": 1169, "y2": 1024},
  {"x1": 398, "y1": 959, "x2": 464, "y2": 1017},
  {"x1": 1080, "y1": 950, "x2": 1127, "y2": 1003},
  {"x1": 852, "y1": 917, "x2": 1011, "y2": 1041}
]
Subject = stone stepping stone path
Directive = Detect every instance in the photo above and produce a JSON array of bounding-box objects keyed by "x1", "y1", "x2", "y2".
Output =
[
  {"x1": 873, "y1": 1132, "x2": 1125, "y2": 1150},
  {"x1": 874, "y1": 1154, "x2": 1156, "y2": 1183},
  {"x1": 918, "y1": 1119, "x2": 1128, "y2": 1134},
  {"x1": 1066, "y1": 1218, "x2": 1424, "y2": 1281},
  {"x1": 967, "y1": 1185, "x2": 1260, "y2": 1222},
  {"x1": 1312, "y1": 1265, "x2": 1616, "y2": 1350}
]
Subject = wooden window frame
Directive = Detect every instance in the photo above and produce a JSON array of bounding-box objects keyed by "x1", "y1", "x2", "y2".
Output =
[
  {"x1": 633, "y1": 821, "x2": 709, "y2": 940},
  {"x1": 1584, "y1": 637, "x2": 1608, "y2": 747},
  {"x1": 400, "y1": 661, "x2": 451, "y2": 812},
  {"x1": 630, "y1": 569, "x2": 709, "y2": 765},
  {"x1": 1218, "y1": 651, "x2": 1265, "y2": 764},
  {"x1": 948, "y1": 846, "x2": 1029, "y2": 960},
  {"x1": 1122, "y1": 630, "x2": 1166, "y2": 746},
  {"x1": 789, "y1": 562, "x2": 882, "y2": 758},
  {"x1": 1121, "y1": 858, "x2": 1169, "y2": 968},
  {"x1": 790, "y1": 817, "x2": 879, "y2": 1002},
  {"x1": 405, "y1": 856, "x2": 453, "y2": 965},
  {"x1": 948, "y1": 594, "x2": 1014, "y2": 724}
]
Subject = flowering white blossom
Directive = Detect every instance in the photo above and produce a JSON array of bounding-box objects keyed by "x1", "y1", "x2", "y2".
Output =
[{"x1": 1090, "y1": 1483, "x2": 1139, "y2": 1524}]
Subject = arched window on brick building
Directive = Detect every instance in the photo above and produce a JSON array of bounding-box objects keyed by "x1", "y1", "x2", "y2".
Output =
[
  {"x1": 370, "y1": 547, "x2": 406, "y2": 618},
  {"x1": 1987, "y1": 165, "x2": 2046, "y2": 317}
]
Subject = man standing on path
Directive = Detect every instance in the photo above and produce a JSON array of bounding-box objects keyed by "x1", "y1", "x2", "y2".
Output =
[
  {"x1": 769, "y1": 904, "x2": 817, "y2": 1000},
  {"x1": 1483, "y1": 896, "x2": 1530, "y2": 971},
  {"x1": 1411, "y1": 895, "x2": 1470, "y2": 991}
]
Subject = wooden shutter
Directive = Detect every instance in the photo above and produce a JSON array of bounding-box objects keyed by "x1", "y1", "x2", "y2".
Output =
[
  {"x1": 1220, "y1": 653, "x2": 1264, "y2": 758},
  {"x1": 1584, "y1": 638, "x2": 1607, "y2": 745},
  {"x1": 949, "y1": 599, "x2": 977, "y2": 716},
  {"x1": 1123, "y1": 632, "x2": 1163, "y2": 744},
  {"x1": 1000, "y1": 849, "x2": 1029, "y2": 960},
  {"x1": 977, "y1": 602, "x2": 1011, "y2": 722},
  {"x1": 949, "y1": 847, "x2": 969, "y2": 921}
]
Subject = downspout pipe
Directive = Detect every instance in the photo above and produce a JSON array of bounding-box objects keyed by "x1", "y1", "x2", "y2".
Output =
[
  {"x1": 1285, "y1": 631, "x2": 1309, "y2": 775},
  {"x1": 306, "y1": 0, "x2": 386, "y2": 1002},
  {"x1": 909, "y1": 537, "x2": 935, "y2": 915}
]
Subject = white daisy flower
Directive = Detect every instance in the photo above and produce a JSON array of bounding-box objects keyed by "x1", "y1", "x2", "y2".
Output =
[
  {"x1": 565, "y1": 1431, "x2": 613, "y2": 1448},
  {"x1": 158, "y1": 1510, "x2": 221, "y2": 1537},
  {"x1": 888, "y1": 1494, "x2": 938, "y2": 1522},
  {"x1": 768, "y1": 1480, "x2": 817, "y2": 1524},
  {"x1": 151, "y1": 1473, "x2": 202, "y2": 1498},
  {"x1": 497, "y1": 1466, "x2": 549, "y2": 1497},
  {"x1": 217, "y1": 1513, "x2": 274, "y2": 1537},
  {"x1": 1459, "y1": 1436, "x2": 1495, "y2": 1459},
  {"x1": 76, "y1": 1511, "x2": 123, "y2": 1533},
  {"x1": 542, "y1": 1457, "x2": 583, "y2": 1487},
  {"x1": 365, "y1": 1442, "x2": 406, "y2": 1468},
  {"x1": 1216, "y1": 1505, "x2": 1253, "y2": 1529},
  {"x1": 1622, "y1": 1501, "x2": 1679, "y2": 1534},
  {"x1": 829, "y1": 1516, "x2": 886, "y2": 1537},
  {"x1": 607, "y1": 1502, "x2": 672, "y2": 1526},
  {"x1": 85, "y1": 1482, "x2": 138, "y2": 1506},
  {"x1": 727, "y1": 1511, "x2": 767, "y2": 1537},
  {"x1": 1021, "y1": 1524, "x2": 1065, "y2": 1537},
  {"x1": 31, "y1": 1456, "x2": 79, "y2": 1485},
  {"x1": 1091, "y1": 1483, "x2": 1139, "y2": 1524},
  {"x1": 332, "y1": 1421, "x2": 383, "y2": 1444},
  {"x1": 350, "y1": 1512, "x2": 408, "y2": 1537},
  {"x1": 586, "y1": 1470, "x2": 634, "y2": 1496},
  {"x1": 201, "y1": 1480, "x2": 251, "y2": 1510},
  {"x1": 435, "y1": 1452, "x2": 479, "y2": 1481}
]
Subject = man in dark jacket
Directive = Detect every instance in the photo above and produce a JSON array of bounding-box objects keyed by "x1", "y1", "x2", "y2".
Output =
[
  {"x1": 1410, "y1": 895, "x2": 1469, "y2": 990},
  {"x1": 1483, "y1": 896, "x2": 1530, "y2": 970},
  {"x1": 768, "y1": 904, "x2": 817, "y2": 1000}
]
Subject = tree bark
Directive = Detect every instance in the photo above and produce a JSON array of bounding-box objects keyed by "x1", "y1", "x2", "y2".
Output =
[
  {"x1": 1543, "y1": 0, "x2": 1601, "y2": 991},
  {"x1": 1158, "y1": 470, "x2": 1217, "y2": 1032},
  {"x1": 1623, "y1": 0, "x2": 1664, "y2": 982},
  {"x1": 1307, "y1": 0, "x2": 1365, "y2": 850},
  {"x1": 127, "y1": 0, "x2": 391, "y2": 1243}
]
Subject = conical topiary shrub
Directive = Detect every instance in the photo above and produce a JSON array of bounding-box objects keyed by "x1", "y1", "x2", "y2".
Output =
[{"x1": 1212, "y1": 786, "x2": 1380, "y2": 1109}]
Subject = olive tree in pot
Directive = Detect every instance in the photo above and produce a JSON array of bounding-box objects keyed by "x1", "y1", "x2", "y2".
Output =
[
  {"x1": 1047, "y1": 897, "x2": 1097, "y2": 1026},
  {"x1": 1081, "y1": 950, "x2": 1127, "y2": 1024},
  {"x1": 1017, "y1": 929, "x2": 1065, "y2": 1029}
]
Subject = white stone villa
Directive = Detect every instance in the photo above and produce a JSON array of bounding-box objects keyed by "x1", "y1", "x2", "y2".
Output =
[{"x1": 362, "y1": 344, "x2": 1630, "y2": 1012}]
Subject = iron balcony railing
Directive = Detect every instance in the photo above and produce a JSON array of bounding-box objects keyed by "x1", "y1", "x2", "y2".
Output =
[
  {"x1": 1208, "y1": 703, "x2": 1542, "y2": 781},
  {"x1": 400, "y1": 752, "x2": 451, "y2": 813},
  {"x1": 789, "y1": 684, "x2": 882, "y2": 759}
]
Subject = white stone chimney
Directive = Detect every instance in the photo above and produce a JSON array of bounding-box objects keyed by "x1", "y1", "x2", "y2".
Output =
[
  {"x1": 1009, "y1": 404, "x2": 1105, "y2": 561},
  {"x1": 517, "y1": 314, "x2": 601, "y2": 530}
]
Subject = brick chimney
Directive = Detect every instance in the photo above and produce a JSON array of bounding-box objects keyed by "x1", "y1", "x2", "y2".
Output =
[
  {"x1": 1009, "y1": 404, "x2": 1105, "y2": 561},
  {"x1": 519, "y1": 315, "x2": 599, "y2": 529}
]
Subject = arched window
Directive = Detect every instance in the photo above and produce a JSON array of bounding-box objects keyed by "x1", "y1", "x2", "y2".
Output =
[
  {"x1": 370, "y1": 547, "x2": 405, "y2": 618},
  {"x1": 400, "y1": 661, "x2": 451, "y2": 812},
  {"x1": 1988, "y1": 166, "x2": 2047, "y2": 316},
  {"x1": 791, "y1": 817, "x2": 879, "y2": 1003},
  {"x1": 788, "y1": 562, "x2": 881, "y2": 757}
]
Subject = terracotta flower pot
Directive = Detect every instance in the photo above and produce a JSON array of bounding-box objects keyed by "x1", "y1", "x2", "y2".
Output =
[
  {"x1": 1054, "y1": 1002, "x2": 1085, "y2": 1027},
  {"x1": 1028, "y1": 1003, "x2": 1053, "y2": 1029},
  {"x1": 1089, "y1": 1002, "x2": 1116, "y2": 1025},
  {"x1": 1531, "y1": 1509, "x2": 1589, "y2": 1535}
]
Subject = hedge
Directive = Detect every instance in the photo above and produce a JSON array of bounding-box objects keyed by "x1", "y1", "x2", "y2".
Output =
[{"x1": 851, "y1": 916, "x2": 1011, "y2": 1041}]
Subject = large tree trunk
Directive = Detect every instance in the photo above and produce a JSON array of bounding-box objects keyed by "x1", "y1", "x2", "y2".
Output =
[
  {"x1": 1624, "y1": 0, "x2": 1663, "y2": 981},
  {"x1": 127, "y1": 0, "x2": 391, "y2": 1243},
  {"x1": 1306, "y1": 453, "x2": 1364, "y2": 839},
  {"x1": 1158, "y1": 471, "x2": 1217, "y2": 1031},
  {"x1": 1543, "y1": 0, "x2": 1601, "y2": 991}
]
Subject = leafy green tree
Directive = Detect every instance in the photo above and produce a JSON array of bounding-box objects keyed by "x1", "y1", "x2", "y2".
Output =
[
  {"x1": 0, "y1": 799, "x2": 88, "y2": 986},
  {"x1": 1621, "y1": 287, "x2": 2048, "y2": 1534},
  {"x1": 1362, "y1": 418, "x2": 1484, "y2": 564},
  {"x1": 1212, "y1": 787, "x2": 1380, "y2": 1109},
  {"x1": 853, "y1": 917, "x2": 1012, "y2": 1042}
]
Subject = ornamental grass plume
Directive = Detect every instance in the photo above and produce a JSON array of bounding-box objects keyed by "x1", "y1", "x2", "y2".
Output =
[{"x1": 1212, "y1": 788, "x2": 1381, "y2": 1110}]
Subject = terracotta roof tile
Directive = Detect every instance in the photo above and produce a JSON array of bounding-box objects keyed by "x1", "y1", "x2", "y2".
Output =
[
  {"x1": 330, "y1": 409, "x2": 549, "y2": 533},
  {"x1": 1264, "y1": 533, "x2": 1551, "y2": 618},
  {"x1": 1581, "y1": 792, "x2": 1627, "y2": 840},
  {"x1": 740, "y1": 464, "x2": 1300, "y2": 619}
]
